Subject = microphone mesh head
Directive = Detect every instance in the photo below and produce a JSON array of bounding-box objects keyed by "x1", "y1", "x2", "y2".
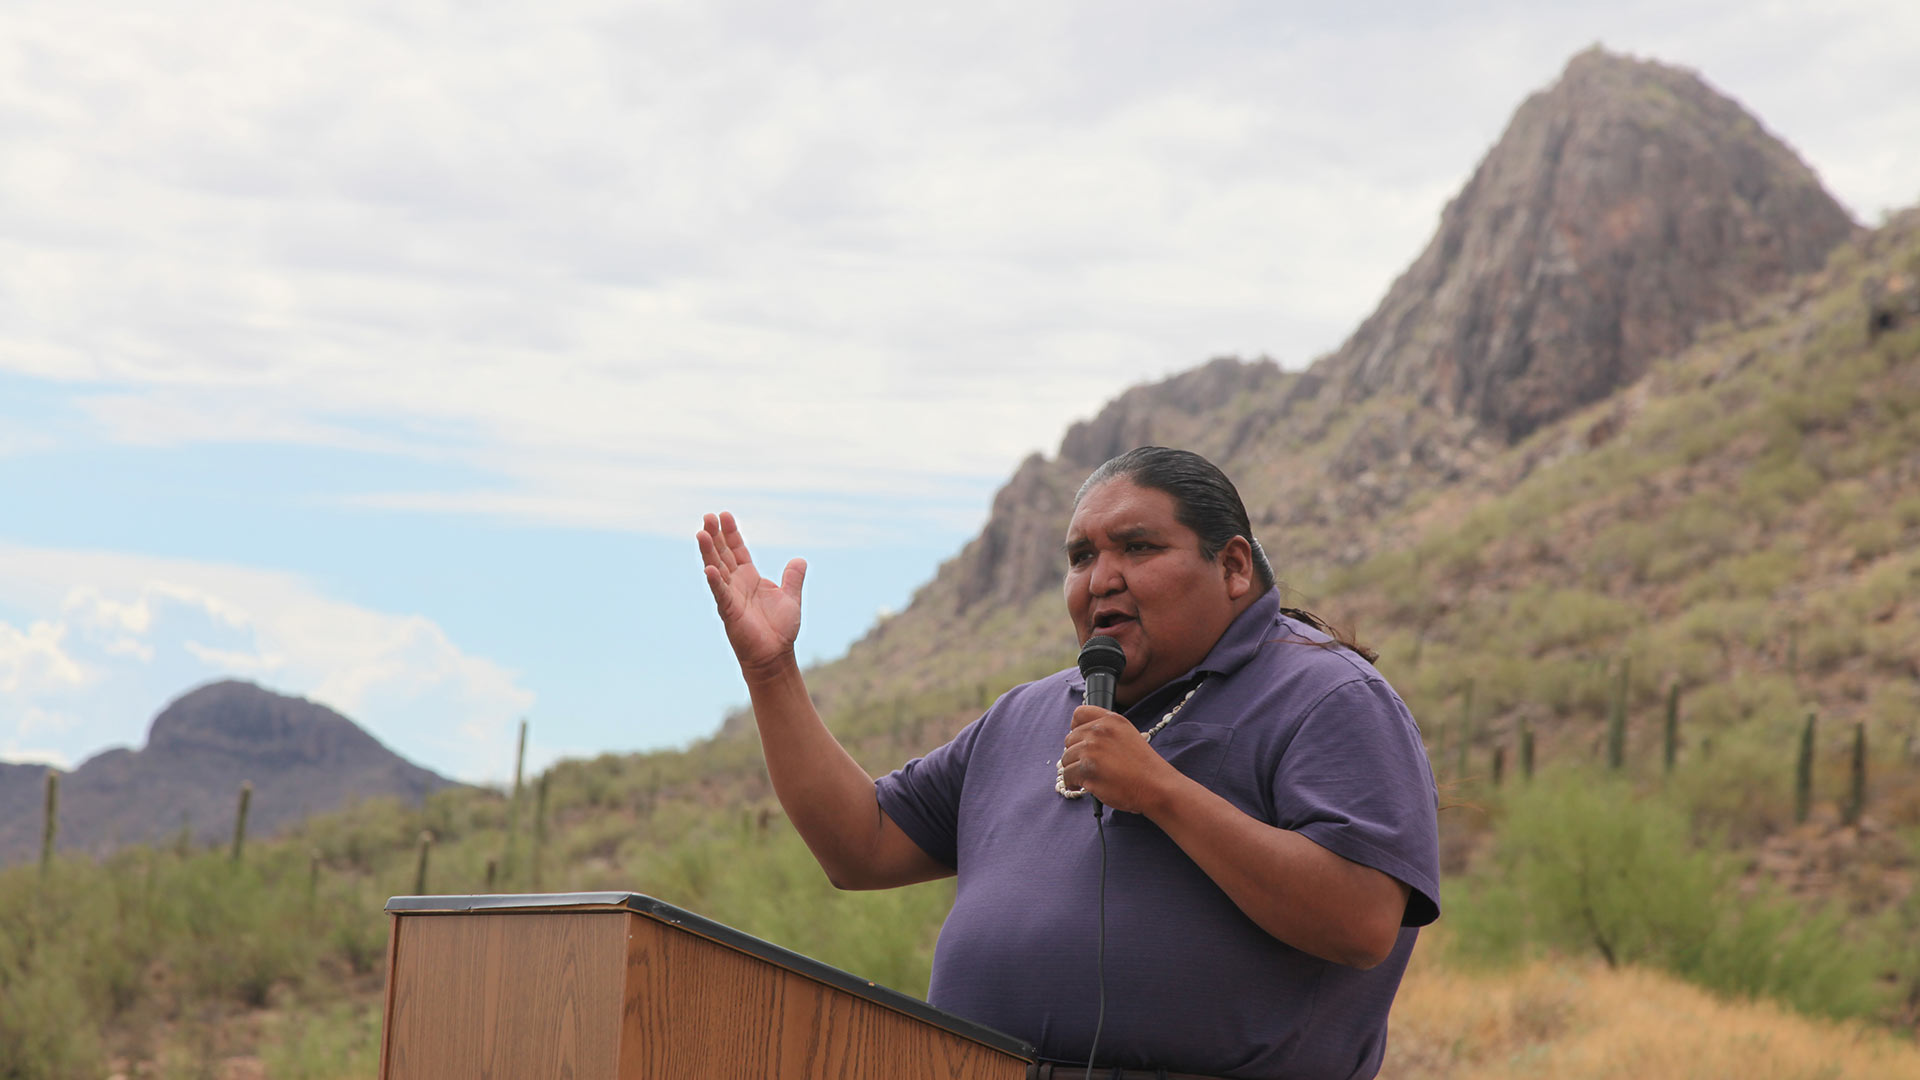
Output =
[{"x1": 1078, "y1": 635, "x2": 1126, "y2": 678}]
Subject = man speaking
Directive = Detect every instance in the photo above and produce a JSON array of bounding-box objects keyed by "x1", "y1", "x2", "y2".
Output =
[{"x1": 698, "y1": 447, "x2": 1440, "y2": 1080}]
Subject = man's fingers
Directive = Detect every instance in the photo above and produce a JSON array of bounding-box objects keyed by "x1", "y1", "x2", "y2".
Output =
[
  {"x1": 718, "y1": 510, "x2": 754, "y2": 569},
  {"x1": 696, "y1": 522, "x2": 721, "y2": 569},
  {"x1": 701, "y1": 565, "x2": 736, "y2": 616},
  {"x1": 1071, "y1": 705, "x2": 1117, "y2": 729},
  {"x1": 712, "y1": 513, "x2": 744, "y2": 575},
  {"x1": 781, "y1": 558, "x2": 807, "y2": 606}
]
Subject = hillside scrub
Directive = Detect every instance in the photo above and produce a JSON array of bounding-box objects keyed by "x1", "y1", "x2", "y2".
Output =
[
  {"x1": 1443, "y1": 770, "x2": 1885, "y2": 1019},
  {"x1": 1393, "y1": 943, "x2": 1920, "y2": 1079},
  {"x1": 6, "y1": 690, "x2": 1920, "y2": 1075}
]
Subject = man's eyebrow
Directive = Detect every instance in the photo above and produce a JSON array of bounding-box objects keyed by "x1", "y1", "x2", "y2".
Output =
[{"x1": 1062, "y1": 525, "x2": 1157, "y2": 553}]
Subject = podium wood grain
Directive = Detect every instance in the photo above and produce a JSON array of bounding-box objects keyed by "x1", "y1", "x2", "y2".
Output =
[
  {"x1": 382, "y1": 907, "x2": 1030, "y2": 1079},
  {"x1": 385, "y1": 912, "x2": 627, "y2": 1078}
]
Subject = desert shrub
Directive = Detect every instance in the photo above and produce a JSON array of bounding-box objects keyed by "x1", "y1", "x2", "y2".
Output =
[
  {"x1": 1688, "y1": 883, "x2": 1885, "y2": 1019},
  {"x1": 1737, "y1": 457, "x2": 1823, "y2": 522},
  {"x1": 1771, "y1": 367, "x2": 1861, "y2": 435},
  {"x1": 1625, "y1": 628, "x2": 1722, "y2": 695},
  {"x1": 616, "y1": 812, "x2": 950, "y2": 995},
  {"x1": 1669, "y1": 598, "x2": 1776, "y2": 659},
  {"x1": 261, "y1": 1001, "x2": 382, "y2": 1080},
  {"x1": 1814, "y1": 478, "x2": 1872, "y2": 534},
  {"x1": 0, "y1": 951, "x2": 105, "y2": 1080},
  {"x1": 1893, "y1": 495, "x2": 1920, "y2": 530},
  {"x1": 416, "y1": 786, "x2": 496, "y2": 843},
  {"x1": 1800, "y1": 619, "x2": 1869, "y2": 675},
  {"x1": 1663, "y1": 722, "x2": 1797, "y2": 843},
  {"x1": 1473, "y1": 774, "x2": 1723, "y2": 968},
  {"x1": 560, "y1": 812, "x2": 638, "y2": 865},
  {"x1": 1584, "y1": 518, "x2": 1659, "y2": 582},
  {"x1": 1676, "y1": 545, "x2": 1801, "y2": 606},
  {"x1": 165, "y1": 856, "x2": 317, "y2": 1008},
  {"x1": 1447, "y1": 772, "x2": 1884, "y2": 1019},
  {"x1": 1503, "y1": 586, "x2": 1638, "y2": 654},
  {"x1": 1644, "y1": 498, "x2": 1748, "y2": 583}
]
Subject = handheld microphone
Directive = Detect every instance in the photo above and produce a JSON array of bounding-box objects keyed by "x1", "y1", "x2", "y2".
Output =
[{"x1": 1076, "y1": 635, "x2": 1126, "y2": 817}]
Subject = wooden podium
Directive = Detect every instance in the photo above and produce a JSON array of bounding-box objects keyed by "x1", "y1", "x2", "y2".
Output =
[{"x1": 379, "y1": 892, "x2": 1036, "y2": 1079}]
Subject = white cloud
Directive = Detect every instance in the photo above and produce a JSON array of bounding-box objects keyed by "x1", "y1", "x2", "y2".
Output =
[
  {"x1": 63, "y1": 585, "x2": 153, "y2": 634},
  {"x1": 4, "y1": 2, "x2": 1912, "y2": 543},
  {"x1": 0, "y1": 745, "x2": 70, "y2": 770},
  {"x1": 19, "y1": 706, "x2": 77, "y2": 737},
  {"x1": 0, "y1": 544, "x2": 533, "y2": 781},
  {"x1": 0, "y1": 619, "x2": 88, "y2": 694},
  {"x1": 181, "y1": 641, "x2": 287, "y2": 674}
]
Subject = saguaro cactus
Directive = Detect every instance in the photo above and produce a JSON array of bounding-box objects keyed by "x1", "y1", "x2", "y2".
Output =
[
  {"x1": 413, "y1": 830, "x2": 433, "y2": 895},
  {"x1": 1795, "y1": 713, "x2": 1816, "y2": 825},
  {"x1": 1519, "y1": 717, "x2": 1535, "y2": 782},
  {"x1": 1491, "y1": 745, "x2": 1506, "y2": 788},
  {"x1": 1663, "y1": 683, "x2": 1681, "y2": 774},
  {"x1": 532, "y1": 771, "x2": 551, "y2": 892},
  {"x1": 1844, "y1": 722, "x2": 1867, "y2": 827},
  {"x1": 41, "y1": 769, "x2": 59, "y2": 876},
  {"x1": 1607, "y1": 657, "x2": 1629, "y2": 771},
  {"x1": 1456, "y1": 679, "x2": 1474, "y2": 782},
  {"x1": 230, "y1": 781, "x2": 253, "y2": 863},
  {"x1": 504, "y1": 719, "x2": 528, "y2": 883}
]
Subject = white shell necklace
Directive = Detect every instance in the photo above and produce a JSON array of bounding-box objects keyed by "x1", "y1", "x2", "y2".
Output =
[{"x1": 1055, "y1": 678, "x2": 1206, "y2": 800}]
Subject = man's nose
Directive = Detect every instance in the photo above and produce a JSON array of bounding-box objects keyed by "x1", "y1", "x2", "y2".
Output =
[{"x1": 1089, "y1": 550, "x2": 1125, "y2": 595}]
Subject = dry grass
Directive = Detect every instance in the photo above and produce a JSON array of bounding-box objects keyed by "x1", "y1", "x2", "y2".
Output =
[{"x1": 1389, "y1": 941, "x2": 1920, "y2": 1079}]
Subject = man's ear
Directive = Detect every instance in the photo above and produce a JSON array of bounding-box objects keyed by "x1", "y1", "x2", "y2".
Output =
[{"x1": 1218, "y1": 536, "x2": 1255, "y2": 600}]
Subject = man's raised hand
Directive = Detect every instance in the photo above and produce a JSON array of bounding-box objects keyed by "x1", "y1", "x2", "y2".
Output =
[{"x1": 697, "y1": 512, "x2": 808, "y2": 676}]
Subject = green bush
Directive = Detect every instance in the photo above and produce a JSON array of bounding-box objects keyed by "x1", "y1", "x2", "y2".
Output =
[
  {"x1": 1446, "y1": 771, "x2": 1885, "y2": 1019},
  {"x1": 260, "y1": 1001, "x2": 382, "y2": 1080},
  {"x1": 1663, "y1": 722, "x2": 1796, "y2": 843},
  {"x1": 0, "y1": 953, "x2": 104, "y2": 1080},
  {"x1": 1738, "y1": 457, "x2": 1823, "y2": 521}
]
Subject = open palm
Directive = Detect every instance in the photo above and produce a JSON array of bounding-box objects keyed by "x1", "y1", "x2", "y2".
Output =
[{"x1": 697, "y1": 511, "x2": 806, "y2": 672}]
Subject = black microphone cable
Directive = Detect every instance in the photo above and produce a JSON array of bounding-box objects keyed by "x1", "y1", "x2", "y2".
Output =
[{"x1": 1085, "y1": 803, "x2": 1109, "y2": 1078}]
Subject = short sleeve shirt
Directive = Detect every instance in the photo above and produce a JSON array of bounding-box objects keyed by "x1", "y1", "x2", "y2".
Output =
[{"x1": 874, "y1": 589, "x2": 1440, "y2": 1080}]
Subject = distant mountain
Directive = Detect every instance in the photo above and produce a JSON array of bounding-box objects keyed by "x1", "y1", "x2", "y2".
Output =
[{"x1": 0, "y1": 680, "x2": 461, "y2": 866}]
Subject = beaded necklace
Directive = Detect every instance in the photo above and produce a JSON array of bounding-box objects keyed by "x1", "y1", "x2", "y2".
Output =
[{"x1": 1055, "y1": 678, "x2": 1206, "y2": 799}]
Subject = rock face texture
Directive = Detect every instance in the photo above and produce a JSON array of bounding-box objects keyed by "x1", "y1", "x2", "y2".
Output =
[
  {"x1": 1325, "y1": 47, "x2": 1856, "y2": 441},
  {"x1": 0, "y1": 681, "x2": 460, "y2": 865}
]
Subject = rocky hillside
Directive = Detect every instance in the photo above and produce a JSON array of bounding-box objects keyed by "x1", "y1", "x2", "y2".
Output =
[
  {"x1": 1327, "y1": 45, "x2": 1855, "y2": 442},
  {"x1": 799, "y1": 47, "x2": 1866, "y2": 720},
  {"x1": 0, "y1": 680, "x2": 460, "y2": 866}
]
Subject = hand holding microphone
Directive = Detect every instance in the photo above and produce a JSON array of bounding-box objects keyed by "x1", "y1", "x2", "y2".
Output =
[{"x1": 1072, "y1": 636, "x2": 1126, "y2": 816}]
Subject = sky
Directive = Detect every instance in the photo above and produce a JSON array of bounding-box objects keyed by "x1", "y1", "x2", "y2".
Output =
[{"x1": 2, "y1": 1, "x2": 1915, "y2": 784}]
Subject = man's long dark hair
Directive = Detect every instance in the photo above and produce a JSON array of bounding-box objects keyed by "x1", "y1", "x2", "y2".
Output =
[{"x1": 1076, "y1": 446, "x2": 1378, "y2": 663}]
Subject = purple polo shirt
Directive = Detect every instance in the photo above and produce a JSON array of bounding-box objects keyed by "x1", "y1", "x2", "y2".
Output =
[{"x1": 874, "y1": 589, "x2": 1439, "y2": 1080}]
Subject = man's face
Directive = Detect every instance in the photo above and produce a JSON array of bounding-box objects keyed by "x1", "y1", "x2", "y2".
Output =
[{"x1": 1063, "y1": 479, "x2": 1250, "y2": 707}]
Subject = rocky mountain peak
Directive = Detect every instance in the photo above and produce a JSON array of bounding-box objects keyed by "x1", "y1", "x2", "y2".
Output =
[
  {"x1": 146, "y1": 679, "x2": 379, "y2": 765},
  {"x1": 1323, "y1": 46, "x2": 1856, "y2": 441},
  {"x1": 810, "y1": 48, "x2": 1871, "y2": 711},
  {"x1": 0, "y1": 680, "x2": 459, "y2": 865}
]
